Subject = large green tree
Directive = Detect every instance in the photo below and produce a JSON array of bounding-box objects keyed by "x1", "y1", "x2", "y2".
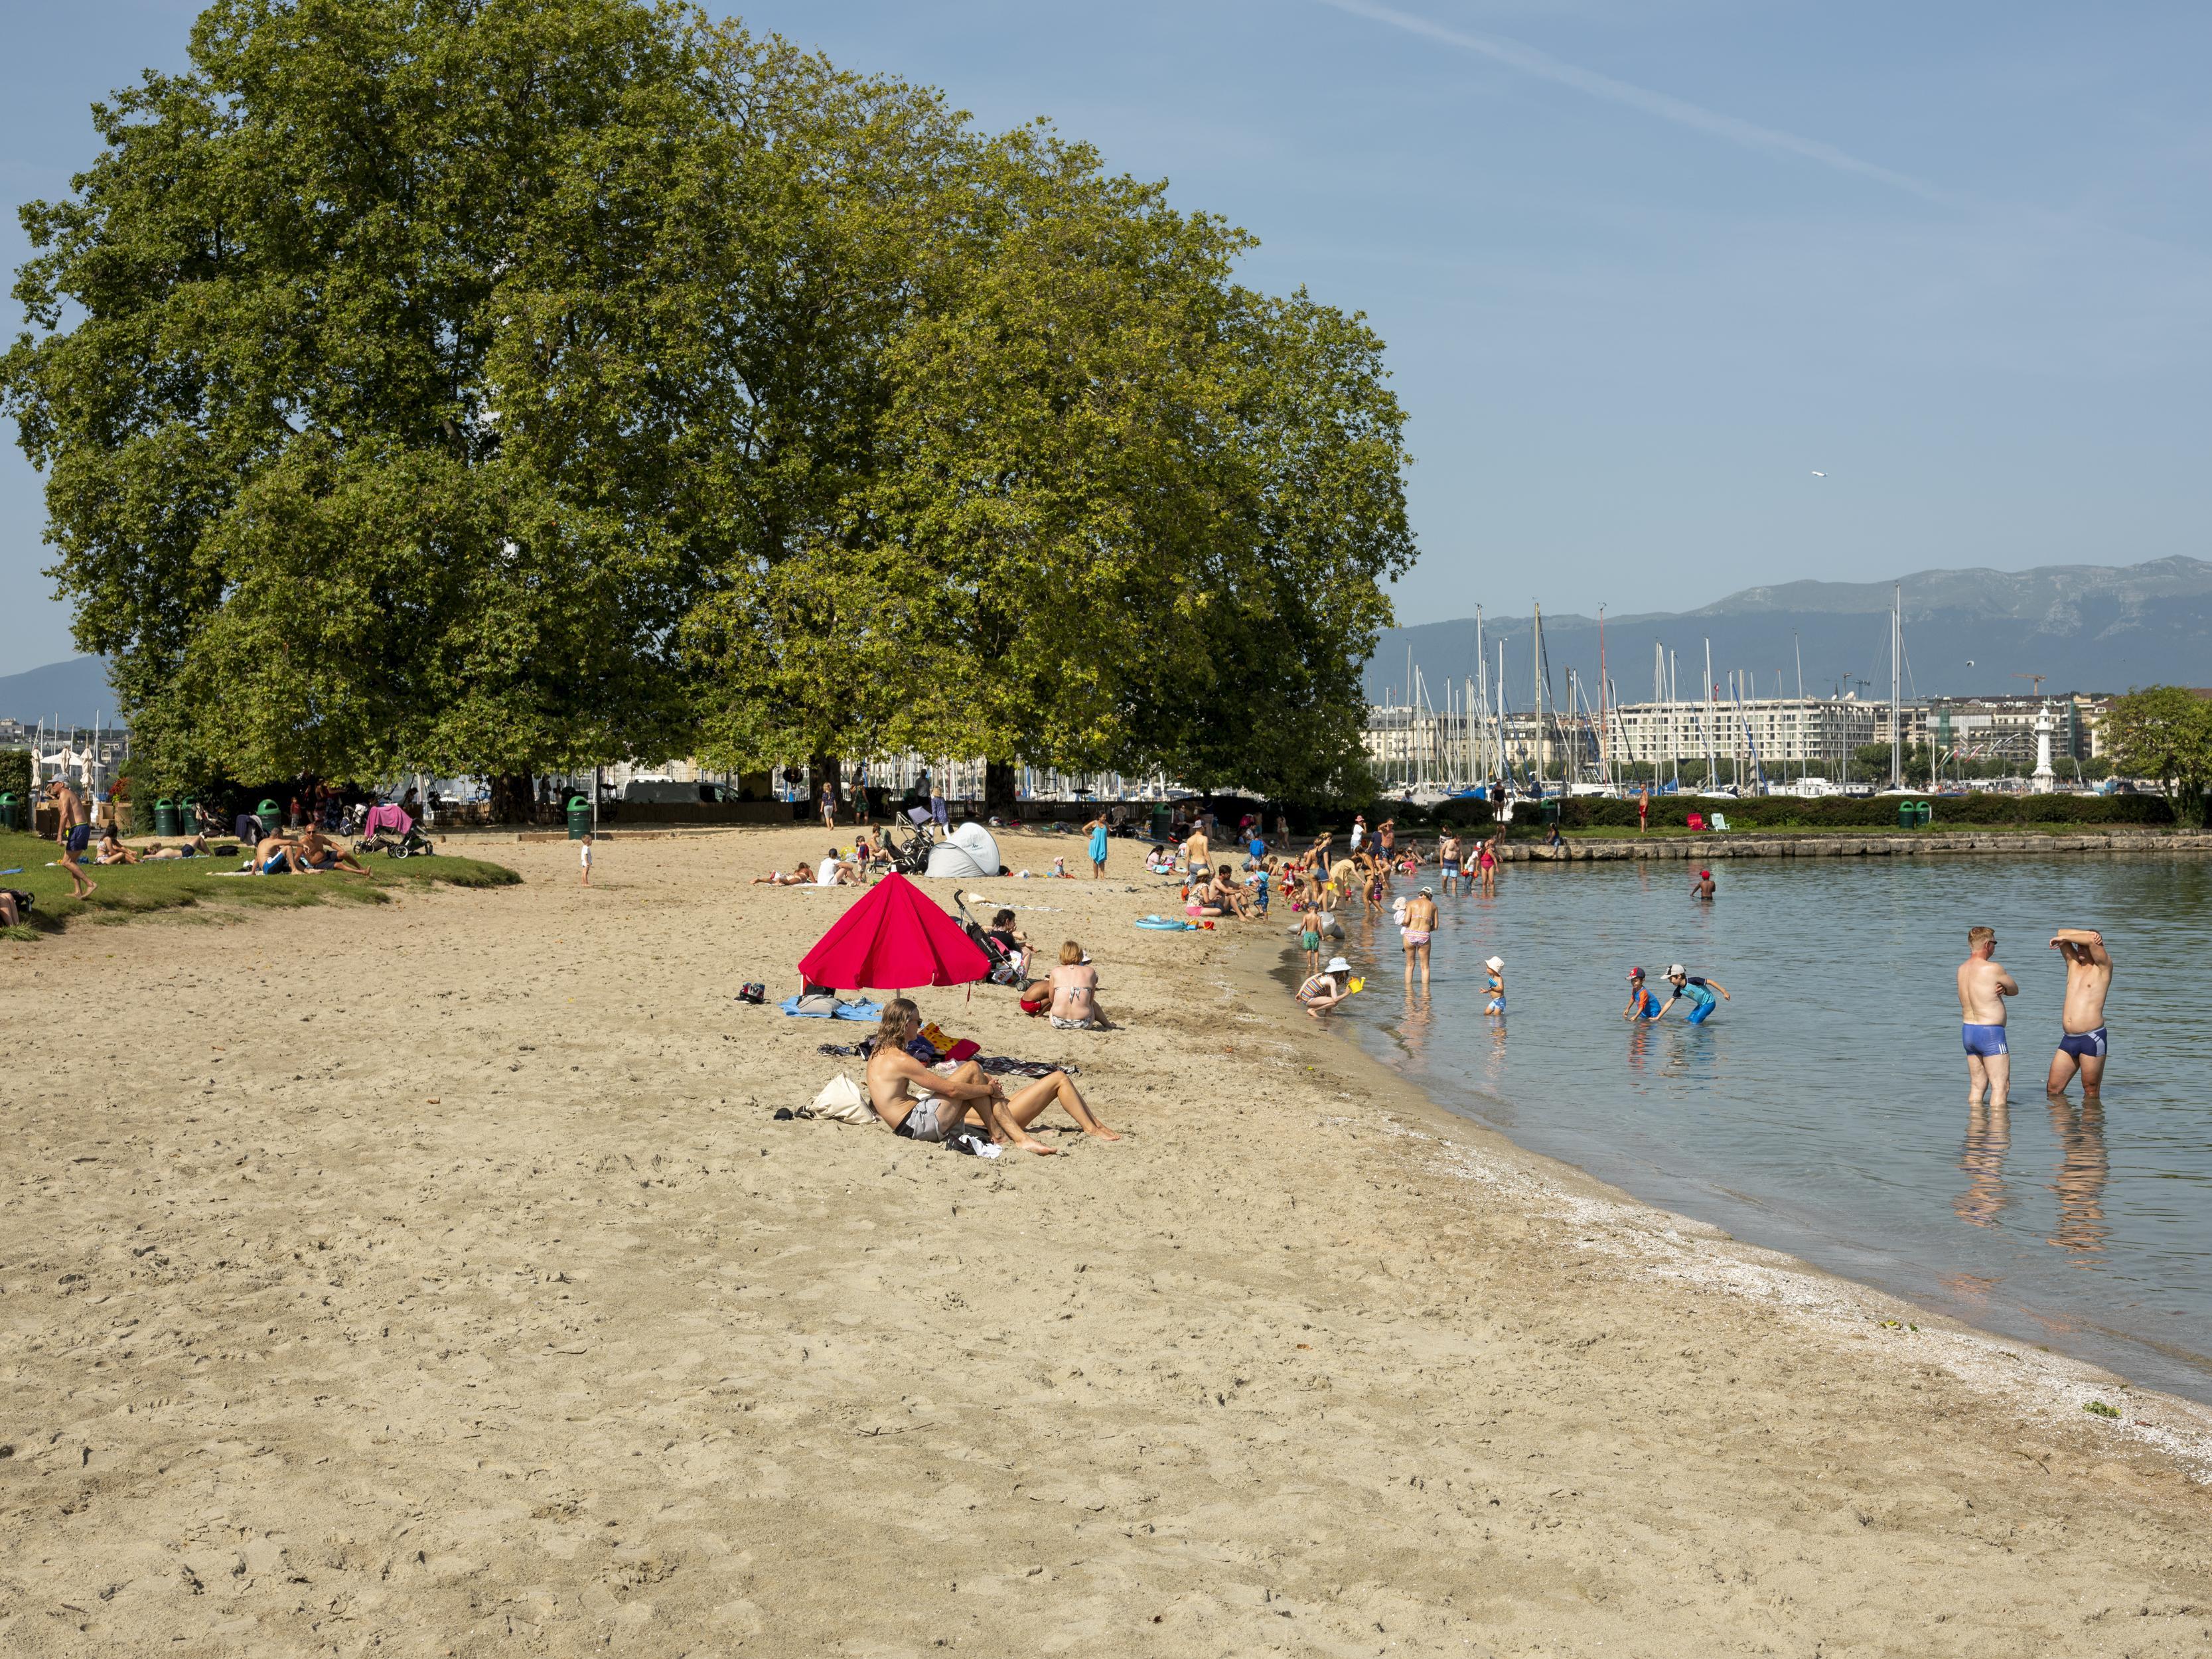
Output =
[
  {"x1": 2100, "y1": 686, "x2": 2212, "y2": 828},
  {"x1": 7, "y1": 0, "x2": 1415, "y2": 808}
]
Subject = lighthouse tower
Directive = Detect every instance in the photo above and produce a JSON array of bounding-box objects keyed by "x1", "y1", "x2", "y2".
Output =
[{"x1": 2030, "y1": 702, "x2": 2057, "y2": 794}]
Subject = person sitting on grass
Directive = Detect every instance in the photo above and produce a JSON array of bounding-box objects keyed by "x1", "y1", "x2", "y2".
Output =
[
  {"x1": 864, "y1": 997, "x2": 1118, "y2": 1153},
  {"x1": 0, "y1": 889, "x2": 27, "y2": 928},
  {"x1": 751, "y1": 863, "x2": 817, "y2": 886},
  {"x1": 250, "y1": 831, "x2": 301, "y2": 874},
  {"x1": 297, "y1": 826, "x2": 369, "y2": 873},
  {"x1": 1297, "y1": 957, "x2": 1355, "y2": 1019},
  {"x1": 1047, "y1": 941, "x2": 1108, "y2": 1031},
  {"x1": 94, "y1": 826, "x2": 143, "y2": 866}
]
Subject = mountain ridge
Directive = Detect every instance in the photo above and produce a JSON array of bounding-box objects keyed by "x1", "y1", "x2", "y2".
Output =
[{"x1": 1368, "y1": 556, "x2": 2212, "y2": 703}]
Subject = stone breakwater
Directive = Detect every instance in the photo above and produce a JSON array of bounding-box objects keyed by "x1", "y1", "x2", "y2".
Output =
[{"x1": 1505, "y1": 831, "x2": 2212, "y2": 861}]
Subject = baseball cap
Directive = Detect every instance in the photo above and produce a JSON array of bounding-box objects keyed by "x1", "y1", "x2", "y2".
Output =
[
  {"x1": 1627, "y1": 966, "x2": 1645, "y2": 981},
  {"x1": 1666, "y1": 963, "x2": 1686, "y2": 977}
]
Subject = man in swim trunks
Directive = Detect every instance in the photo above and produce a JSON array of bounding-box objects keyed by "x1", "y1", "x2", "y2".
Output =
[
  {"x1": 297, "y1": 826, "x2": 368, "y2": 873},
  {"x1": 1660, "y1": 964, "x2": 1730, "y2": 1024},
  {"x1": 865, "y1": 997, "x2": 1112, "y2": 1152},
  {"x1": 1401, "y1": 885, "x2": 1438, "y2": 989},
  {"x1": 1622, "y1": 966, "x2": 1662, "y2": 1021},
  {"x1": 2045, "y1": 928, "x2": 2112, "y2": 1099},
  {"x1": 1691, "y1": 868, "x2": 1716, "y2": 901},
  {"x1": 1436, "y1": 830, "x2": 1462, "y2": 894},
  {"x1": 1956, "y1": 925, "x2": 2019, "y2": 1106},
  {"x1": 46, "y1": 778, "x2": 97, "y2": 899}
]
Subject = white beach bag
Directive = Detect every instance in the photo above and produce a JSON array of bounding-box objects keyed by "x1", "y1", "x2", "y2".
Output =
[{"x1": 806, "y1": 1072, "x2": 879, "y2": 1127}]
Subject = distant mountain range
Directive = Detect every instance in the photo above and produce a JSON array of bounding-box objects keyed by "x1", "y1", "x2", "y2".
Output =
[
  {"x1": 0, "y1": 655, "x2": 121, "y2": 728},
  {"x1": 1366, "y1": 556, "x2": 2212, "y2": 706}
]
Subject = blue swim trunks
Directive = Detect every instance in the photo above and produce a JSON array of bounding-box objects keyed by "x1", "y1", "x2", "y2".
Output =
[
  {"x1": 2057, "y1": 1027, "x2": 2108, "y2": 1059},
  {"x1": 1961, "y1": 1023, "x2": 2008, "y2": 1058},
  {"x1": 1686, "y1": 1001, "x2": 1716, "y2": 1025}
]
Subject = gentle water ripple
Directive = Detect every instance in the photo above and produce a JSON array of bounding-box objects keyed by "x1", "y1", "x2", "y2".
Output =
[{"x1": 1332, "y1": 853, "x2": 2212, "y2": 1400}]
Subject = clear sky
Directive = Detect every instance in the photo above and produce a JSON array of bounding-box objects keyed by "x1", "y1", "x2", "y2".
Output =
[{"x1": 4, "y1": 0, "x2": 2209, "y2": 673}]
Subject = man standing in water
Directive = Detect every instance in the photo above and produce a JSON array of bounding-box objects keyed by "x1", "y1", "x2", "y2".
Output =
[
  {"x1": 2045, "y1": 928, "x2": 2112, "y2": 1099},
  {"x1": 1691, "y1": 867, "x2": 1716, "y2": 901},
  {"x1": 1957, "y1": 925, "x2": 2019, "y2": 1106}
]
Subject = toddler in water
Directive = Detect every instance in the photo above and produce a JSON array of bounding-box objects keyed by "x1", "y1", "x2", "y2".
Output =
[{"x1": 1483, "y1": 954, "x2": 1505, "y2": 1015}]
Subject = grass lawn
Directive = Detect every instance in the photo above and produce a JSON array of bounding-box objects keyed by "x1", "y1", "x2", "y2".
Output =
[{"x1": 0, "y1": 829, "x2": 520, "y2": 942}]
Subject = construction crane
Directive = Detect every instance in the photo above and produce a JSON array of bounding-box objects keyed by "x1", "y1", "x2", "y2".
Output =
[{"x1": 2014, "y1": 673, "x2": 2047, "y2": 699}]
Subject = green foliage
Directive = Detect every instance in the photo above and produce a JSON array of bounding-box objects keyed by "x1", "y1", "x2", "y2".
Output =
[
  {"x1": 2100, "y1": 687, "x2": 2212, "y2": 829},
  {"x1": 0, "y1": 747, "x2": 29, "y2": 800},
  {"x1": 7, "y1": 1, "x2": 1412, "y2": 805}
]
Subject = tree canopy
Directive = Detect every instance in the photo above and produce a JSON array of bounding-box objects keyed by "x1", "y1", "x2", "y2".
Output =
[
  {"x1": 2100, "y1": 686, "x2": 2212, "y2": 828},
  {"x1": 4, "y1": 0, "x2": 1414, "y2": 804}
]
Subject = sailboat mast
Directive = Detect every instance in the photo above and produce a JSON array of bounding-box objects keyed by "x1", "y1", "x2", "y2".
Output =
[
  {"x1": 1532, "y1": 603, "x2": 1545, "y2": 793},
  {"x1": 1890, "y1": 581, "x2": 1903, "y2": 791},
  {"x1": 1597, "y1": 605, "x2": 1609, "y2": 788}
]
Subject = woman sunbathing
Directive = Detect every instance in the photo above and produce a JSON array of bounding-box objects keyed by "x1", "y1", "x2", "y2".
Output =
[
  {"x1": 94, "y1": 828, "x2": 143, "y2": 866},
  {"x1": 752, "y1": 863, "x2": 816, "y2": 886}
]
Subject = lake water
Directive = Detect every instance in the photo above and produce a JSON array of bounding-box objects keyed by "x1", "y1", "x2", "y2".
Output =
[{"x1": 1322, "y1": 853, "x2": 2212, "y2": 1402}]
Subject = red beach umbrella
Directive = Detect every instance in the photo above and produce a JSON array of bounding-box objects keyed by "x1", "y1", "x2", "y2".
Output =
[{"x1": 796, "y1": 871, "x2": 992, "y2": 991}]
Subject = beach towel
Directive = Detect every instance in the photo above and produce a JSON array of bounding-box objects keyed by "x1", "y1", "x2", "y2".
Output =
[
  {"x1": 1135, "y1": 914, "x2": 1197, "y2": 930},
  {"x1": 779, "y1": 995, "x2": 883, "y2": 1021}
]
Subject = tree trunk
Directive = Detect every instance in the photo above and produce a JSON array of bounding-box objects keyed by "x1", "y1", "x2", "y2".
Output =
[
  {"x1": 810, "y1": 753, "x2": 842, "y2": 809},
  {"x1": 488, "y1": 772, "x2": 534, "y2": 824},
  {"x1": 984, "y1": 760, "x2": 1017, "y2": 815}
]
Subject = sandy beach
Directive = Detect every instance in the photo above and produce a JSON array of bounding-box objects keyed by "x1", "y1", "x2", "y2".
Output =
[{"x1": 5, "y1": 823, "x2": 2212, "y2": 1657}]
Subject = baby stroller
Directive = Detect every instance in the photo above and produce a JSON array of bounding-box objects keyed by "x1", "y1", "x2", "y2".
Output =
[
  {"x1": 883, "y1": 807, "x2": 938, "y2": 877},
  {"x1": 952, "y1": 891, "x2": 1028, "y2": 989},
  {"x1": 356, "y1": 802, "x2": 435, "y2": 859}
]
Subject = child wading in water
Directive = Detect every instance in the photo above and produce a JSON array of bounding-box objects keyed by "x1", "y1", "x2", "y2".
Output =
[
  {"x1": 1483, "y1": 954, "x2": 1505, "y2": 1015},
  {"x1": 1300, "y1": 914, "x2": 1323, "y2": 976},
  {"x1": 579, "y1": 831, "x2": 594, "y2": 887}
]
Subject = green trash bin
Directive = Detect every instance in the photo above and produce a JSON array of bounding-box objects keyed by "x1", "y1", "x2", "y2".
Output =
[
  {"x1": 1540, "y1": 797, "x2": 1562, "y2": 826},
  {"x1": 257, "y1": 798, "x2": 281, "y2": 834},
  {"x1": 1917, "y1": 800, "x2": 1933, "y2": 828},
  {"x1": 178, "y1": 796, "x2": 198, "y2": 836},
  {"x1": 1149, "y1": 805, "x2": 1171, "y2": 843},
  {"x1": 154, "y1": 798, "x2": 178, "y2": 837},
  {"x1": 566, "y1": 795, "x2": 593, "y2": 839},
  {"x1": 1897, "y1": 800, "x2": 1917, "y2": 830},
  {"x1": 0, "y1": 792, "x2": 17, "y2": 832}
]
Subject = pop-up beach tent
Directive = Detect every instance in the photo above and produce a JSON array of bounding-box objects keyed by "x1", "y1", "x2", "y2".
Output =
[
  {"x1": 924, "y1": 820, "x2": 1001, "y2": 879},
  {"x1": 797, "y1": 871, "x2": 992, "y2": 991}
]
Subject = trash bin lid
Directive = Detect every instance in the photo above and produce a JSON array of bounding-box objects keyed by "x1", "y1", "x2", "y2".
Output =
[{"x1": 567, "y1": 796, "x2": 590, "y2": 810}]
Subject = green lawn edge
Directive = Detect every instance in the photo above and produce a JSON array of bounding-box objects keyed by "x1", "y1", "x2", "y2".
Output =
[{"x1": 0, "y1": 830, "x2": 520, "y2": 942}]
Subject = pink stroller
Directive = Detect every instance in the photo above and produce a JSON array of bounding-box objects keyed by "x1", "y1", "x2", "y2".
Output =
[{"x1": 357, "y1": 802, "x2": 433, "y2": 858}]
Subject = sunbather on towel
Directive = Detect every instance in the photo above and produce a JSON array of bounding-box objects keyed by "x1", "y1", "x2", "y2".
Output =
[
  {"x1": 865, "y1": 998, "x2": 1118, "y2": 1151},
  {"x1": 250, "y1": 832, "x2": 301, "y2": 874},
  {"x1": 142, "y1": 833, "x2": 210, "y2": 860},
  {"x1": 752, "y1": 863, "x2": 816, "y2": 886},
  {"x1": 297, "y1": 827, "x2": 368, "y2": 873},
  {"x1": 94, "y1": 827, "x2": 142, "y2": 866}
]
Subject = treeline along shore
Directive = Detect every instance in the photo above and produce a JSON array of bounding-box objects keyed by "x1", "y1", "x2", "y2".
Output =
[{"x1": 1504, "y1": 830, "x2": 2212, "y2": 861}]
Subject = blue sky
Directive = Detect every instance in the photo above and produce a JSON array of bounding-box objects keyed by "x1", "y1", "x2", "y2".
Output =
[{"x1": 4, "y1": 0, "x2": 2209, "y2": 672}]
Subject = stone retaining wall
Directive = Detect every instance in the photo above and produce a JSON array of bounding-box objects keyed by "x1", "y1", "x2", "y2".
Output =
[{"x1": 1503, "y1": 832, "x2": 2212, "y2": 862}]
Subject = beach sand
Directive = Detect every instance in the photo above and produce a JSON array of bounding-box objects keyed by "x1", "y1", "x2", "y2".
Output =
[{"x1": 5, "y1": 824, "x2": 2211, "y2": 1656}]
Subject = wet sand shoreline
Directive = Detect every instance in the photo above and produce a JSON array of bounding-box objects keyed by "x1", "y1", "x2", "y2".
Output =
[{"x1": 5, "y1": 824, "x2": 2212, "y2": 1656}]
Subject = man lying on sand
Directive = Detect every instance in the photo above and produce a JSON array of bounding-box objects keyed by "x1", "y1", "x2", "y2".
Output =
[{"x1": 864, "y1": 997, "x2": 1117, "y2": 1153}]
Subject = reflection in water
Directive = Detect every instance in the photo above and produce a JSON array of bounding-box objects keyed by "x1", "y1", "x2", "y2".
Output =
[
  {"x1": 2047, "y1": 1097, "x2": 2109, "y2": 1263},
  {"x1": 1955, "y1": 1102, "x2": 2012, "y2": 1228},
  {"x1": 1626, "y1": 1016, "x2": 1655, "y2": 1074}
]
